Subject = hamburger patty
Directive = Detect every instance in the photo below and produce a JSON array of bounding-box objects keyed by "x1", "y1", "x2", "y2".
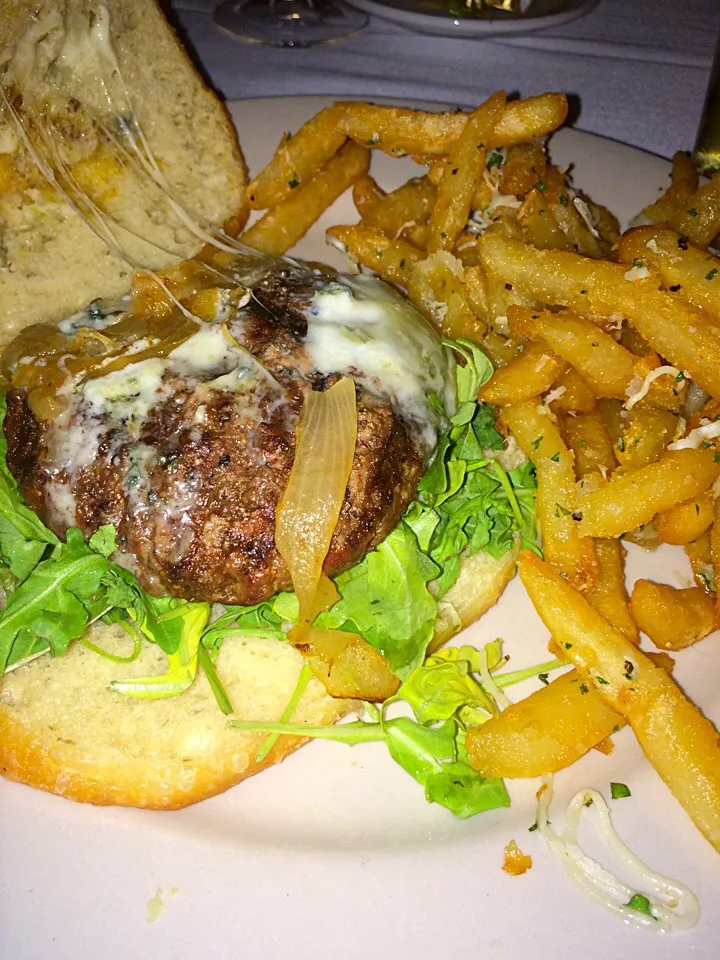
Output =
[{"x1": 2, "y1": 268, "x2": 441, "y2": 605}]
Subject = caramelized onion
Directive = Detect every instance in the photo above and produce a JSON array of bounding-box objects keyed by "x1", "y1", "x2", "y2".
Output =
[
  {"x1": 275, "y1": 377, "x2": 398, "y2": 701},
  {"x1": 276, "y1": 377, "x2": 358, "y2": 636}
]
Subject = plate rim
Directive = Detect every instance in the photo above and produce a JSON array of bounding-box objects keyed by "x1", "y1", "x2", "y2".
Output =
[{"x1": 342, "y1": 0, "x2": 599, "y2": 37}]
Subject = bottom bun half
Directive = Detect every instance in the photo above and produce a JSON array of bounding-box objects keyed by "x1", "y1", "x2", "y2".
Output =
[
  {"x1": 0, "y1": 544, "x2": 520, "y2": 809},
  {"x1": 0, "y1": 628, "x2": 354, "y2": 810}
]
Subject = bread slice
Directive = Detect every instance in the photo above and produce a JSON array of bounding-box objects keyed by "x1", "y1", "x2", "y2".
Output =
[
  {"x1": 0, "y1": 545, "x2": 519, "y2": 809},
  {"x1": 0, "y1": 0, "x2": 247, "y2": 343},
  {"x1": 0, "y1": 624, "x2": 354, "y2": 809}
]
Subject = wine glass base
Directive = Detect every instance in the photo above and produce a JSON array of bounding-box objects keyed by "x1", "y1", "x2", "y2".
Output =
[{"x1": 214, "y1": 0, "x2": 369, "y2": 47}]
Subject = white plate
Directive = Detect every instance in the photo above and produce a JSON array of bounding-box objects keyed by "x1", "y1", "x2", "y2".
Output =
[
  {"x1": 344, "y1": 0, "x2": 598, "y2": 38},
  {"x1": 2, "y1": 96, "x2": 719, "y2": 960}
]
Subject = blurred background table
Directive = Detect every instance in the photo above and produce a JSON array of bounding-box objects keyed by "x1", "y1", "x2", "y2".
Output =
[{"x1": 169, "y1": 0, "x2": 719, "y2": 159}]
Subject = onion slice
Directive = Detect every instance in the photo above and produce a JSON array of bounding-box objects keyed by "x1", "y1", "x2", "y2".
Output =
[{"x1": 275, "y1": 377, "x2": 358, "y2": 639}]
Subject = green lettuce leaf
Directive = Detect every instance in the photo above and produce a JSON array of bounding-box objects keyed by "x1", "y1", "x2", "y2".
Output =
[
  {"x1": 110, "y1": 599, "x2": 210, "y2": 698},
  {"x1": 0, "y1": 528, "x2": 113, "y2": 672},
  {"x1": 318, "y1": 521, "x2": 439, "y2": 679},
  {"x1": 229, "y1": 713, "x2": 509, "y2": 820},
  {"x1": 0, "y1": 395, "x2": 58, "y2": 580}
]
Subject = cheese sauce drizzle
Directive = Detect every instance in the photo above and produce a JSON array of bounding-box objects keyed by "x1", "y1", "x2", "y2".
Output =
[{"x1": 536, "y1": 776, "x2": 699, "y2": 932}]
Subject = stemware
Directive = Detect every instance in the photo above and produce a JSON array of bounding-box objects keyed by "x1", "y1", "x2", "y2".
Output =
[{"x1": 214, "y1": 0, "x2": 368, "y2": 47}]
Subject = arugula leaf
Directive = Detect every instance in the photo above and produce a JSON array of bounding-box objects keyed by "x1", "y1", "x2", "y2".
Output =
[
  {"x1": 443, "y1": 338, "x2": 494, "y2": 402},
  {"x1": 88, "y1": 525, "x2": 118, "y2": 558},
  {"x1": 0, "y1": 395, "x2": 58, "y2": 580},
  {"x1": 319, "y1": 521, "x2": 439, "y2": 678},
  {"x1": 0, "y1": 529, "x2": 111, "y2": 671},
  {"x1": 471, "y1": 403, "x2": 504, "y2": 450},
  {"x1": 396, "y1": 651, "x2": 495, "y2": 723},
  {"x1": 110, "y1": 600, "x2": 210, "y2": 698},
  {"x1": 228, "y1": 714, "x2": 509, "y2": 819}
]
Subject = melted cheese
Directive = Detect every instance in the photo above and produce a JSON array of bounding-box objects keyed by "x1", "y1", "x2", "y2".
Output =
[
  {"x1": 83, "y1": 357, "x2": 166, "y2": 432},
  {"x1": 305, "y1": 275, "x2": 454, "y2": 460},
  {"x1": 624, "y1": 365, "x2": 683, "y2": 410},
  {"x1": 669, "y1": 419, "x2": 720, "y2": 450}
]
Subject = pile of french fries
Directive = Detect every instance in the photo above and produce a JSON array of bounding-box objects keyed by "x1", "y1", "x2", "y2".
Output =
[{"x1": 244, "y1": 93, "x2": 720, "y2": 854}]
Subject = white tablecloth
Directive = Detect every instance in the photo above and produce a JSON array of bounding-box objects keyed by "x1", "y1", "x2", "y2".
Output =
[{"x1": 170, "y1": 0, "x2": 718, "y2": 159}]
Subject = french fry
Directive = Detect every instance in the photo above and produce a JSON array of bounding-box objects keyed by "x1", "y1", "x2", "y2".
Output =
[
  {"x1": 242, "y1": 142, "x2": 370, "y2": 255},
  {"x1": 576, "y1": 448, "x2": 720, "y2": 539},
  {"x1": 428, "y1": 92, "x2": 506, "y2": 253},
  {"x1": 490, "y1": 93, "x2": 569, "y2": 147},
  {"x1": 547, "y1": 366, "x2": 597, "y2": 414},
  {"x1": 478, "y1": 233, "x2": 720, "y2": 399},
  {"x1": 546, "y1": 190, "x2": 607, "y2": 259},
  {"x1": 615, "y1": 401, "x2": 679, "y2": 470},
  {"x1": 247, "y1": 106, "x2": 347, "y2": 209},
  {"x1": 499, "y1": 141, "x2": 548, "y2": 196},
  {"x1": 509, "y1": 306, "x2": 637, "y2": 399},
  {"x1": 586, "y1": 539, "x2": 639, "y2": 644},
  {"x1": 630, "y1": 580, "x2": 716, "y2": 650},
  {"x1": 638, "y1": 151, "x2": 699, "y2": 224},
  {"x1": 352, "y1": 174, "x2": 385, "y2": 217},
  {"x1": 670, "y1": 171, "x2": 720, "y2": 247},
  {"x1": 560, "y1": 420, "x2": 635, "y2": 642},
  {"x1": 501, "y1": 399, "x2": 598, "y2": 590},
  {"x1": 478, "y1": 342, "x2": 566, "y2": 406},
  {"x1": 466, "y1": 668, "x2": 626, "y2": 779},
  {"x1": 617, "y1": 226, "x2": 720, "y2": 322},
  {"x1": 562, "y1": 409, "x2": 616, "y2": 478},
  {"x1": 712, "y1": 496, "x2": 720, "y2": 627},
  {"x1": 685, "y1": 530, "x2": 714, "y2": 592},
  {"x1": 518, "y1": 551, "x2": 720, "y2": 853},
  {"x1": 453, "y1": 235, "x2": 480, "y2": 266},
  {"x1": 356, "y1": 176, "x2": 437, "y2": 246},
  {"x1": 407, "y1": 252, "x2": 485, "y2": 341},
  {"x1": 463, "y1": 264, "x2": 490, "y2": 319},
  {"x1": 656, "y1": 492, "x2": 715, "y2": 545},
  {"x1": 481, "y1": 330, "x2": 524, "y2": 368},
  {"x1": 583, "y1": 197, "x2": 621, "y2": 247},
  {"x1": 338, "y1": 93, "x2": 568, "y2": 157},
  {"x1": 516, "y1": 166, "x2": 606, "y2": 259},
  {"x1": 326, "y1": 224, "x2": 423, "y2": 286}
]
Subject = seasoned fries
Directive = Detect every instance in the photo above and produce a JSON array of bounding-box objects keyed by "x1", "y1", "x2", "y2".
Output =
[
  {"x1": 670, "y1": 171, "x2": 720, "y2": 246},
  {"x1": 467, "y1": 669, "x2": 626, "y2": 779},
  {"x1": 244, "y1": 91, "x2": 720, "y2": 862},
  {"x1": 630, "y1": 580, "x2": 716, "y2": 650},
  {"x1": 508, "y1": 306, "x2": 638, "y2": 399},
  {"x1": 637, "y1": 151, "x2": 699, "y2": 224},
  {"x1": 428, "y1": 93, "x2": 505, "y2": 253},
  {"x1": 576, "y1": 448, "x2": 720, "y2": 539},
  {"x1": 241, "y1": 142, "x2": 369, "y2": 256},
  {"x1": 656, "y1": 493, "x2": 715, "y2": 545},
  {"x1": 326, "y1": 224, "x2": 423, "y2": 286},
  {"x1": 478, "y1": 342, "x2": 566, "y2": 406},
  {"x1": 617, "y1": 226, "x2": 720, "y2": 321},
  {"x1": 519, "y1": 552, "x2": 720, "y2": 853},
  {"x1": 501, "y1": 399, "x2": 598, "y2": 590},
  {"x1": 479, "y1": 232, "x2": 720, "y2": 399},
  {"x1": 247, "y1": 106, "x2": 346, "y2": 209}
]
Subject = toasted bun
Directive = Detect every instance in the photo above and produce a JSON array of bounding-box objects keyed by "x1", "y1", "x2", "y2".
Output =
[
  {"x1": 0, "y1": 546, "x2": 519, "y2": 809},
  {"x1": 0, "y1": 625, "x2": 354, "y2": 809},
  {"x1": 0, "y1": 0, "x2": 247, "y2": 341}
]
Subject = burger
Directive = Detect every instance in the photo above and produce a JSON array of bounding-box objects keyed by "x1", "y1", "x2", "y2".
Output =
[{"x1": 0, "y1": 0, "x2": 535, "y2": 811}]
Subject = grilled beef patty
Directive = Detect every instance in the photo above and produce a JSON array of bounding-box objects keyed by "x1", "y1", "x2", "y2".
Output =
[{"x1": 3, "y1": 267, "x2": 447, "y2": 605}]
